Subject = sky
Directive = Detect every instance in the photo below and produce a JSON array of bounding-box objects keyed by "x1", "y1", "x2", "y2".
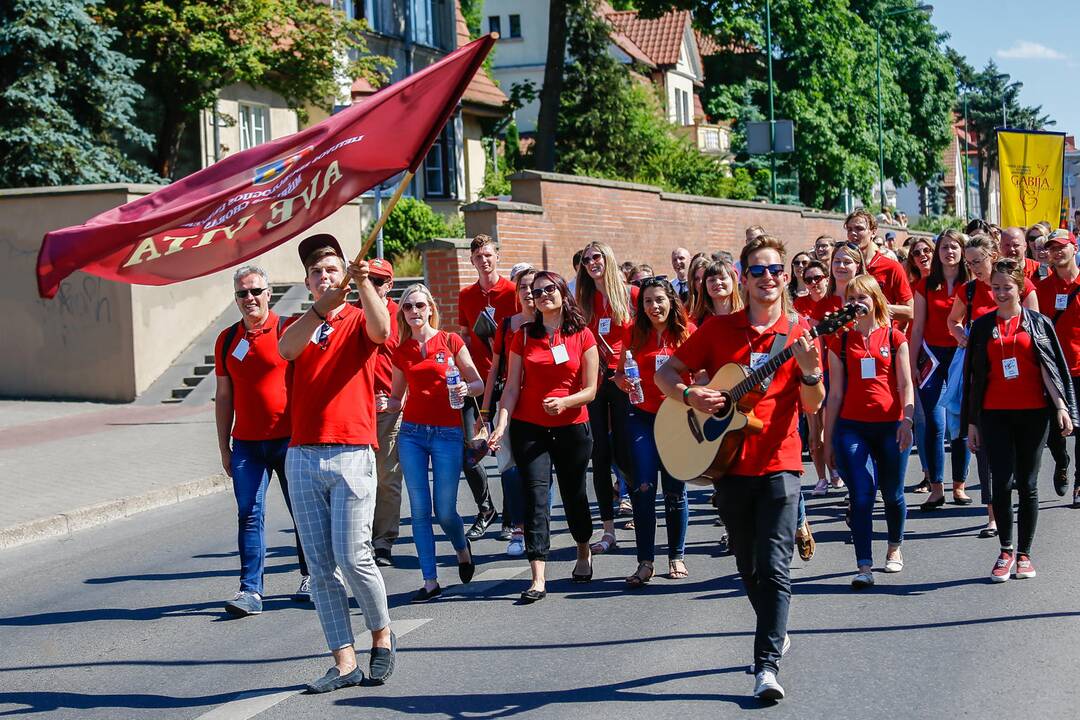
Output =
[{"x1": 930, "y1": 1, "x2": 1079, "y2": 138}]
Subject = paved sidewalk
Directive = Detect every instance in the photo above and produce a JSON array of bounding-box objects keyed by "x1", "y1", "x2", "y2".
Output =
[{"x1": 0, "y1": 400, "x2": 227, "y2": 549}]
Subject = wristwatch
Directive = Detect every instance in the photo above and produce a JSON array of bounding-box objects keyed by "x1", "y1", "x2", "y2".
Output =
[{"x1": 799, "y1": 371, "x2": 823, "y2": 386}]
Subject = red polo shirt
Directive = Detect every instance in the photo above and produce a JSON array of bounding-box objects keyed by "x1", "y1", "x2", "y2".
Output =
[
  {"x1": 1037, "y1": 271, "x2": 1080, "y2": 375},
  {"x1": 458, "y1": 276, "x2": 518, "y2": 382},
  {"x1": 288, "y1": 304, "x2": 379, "y2": 447},
  {"x1": 913, "y1": 278, "x2": 958, "y2": 348},
  {"x1": 826, "y1": 326, "x2": 907, "y2": 422},
  {"x1": 391, "y1": 330, "x2": 466, "y2": 427},
  {"x1": 866, "y1": 249, "x2": 913, "y2": 309},
  {"x1": 955, "y1": 278, "x2": 1036, "y2": 323},
  {"x1": 510, "y1": 326, "x2": 596, "y2": 427},
  {"x1": 587, "y1": 286, "x2": 639, "y2": 370},
  {"x1": 673, "y1": 310, "x2": 810, "y2": 477},
  {"x1": 983, "y1": 315, "x2": 1047, "y2": 410},
  {"x1": 359, "y1": 297, "x2": 398, "y2": 397},
  {"x1": 628, "y1": 323, "x2": 696, "y2": 414},
  {"x1": 214, "y1": 311, "x2": 290, "y2": 441}
]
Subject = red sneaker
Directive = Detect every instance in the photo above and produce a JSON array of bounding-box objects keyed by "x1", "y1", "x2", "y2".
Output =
[
  {"x1": 1015, "y1": 553, "x2": 1037, "y2": 579},
  {"x1": 990, "y1": 551, "x2": 1014, "y2": 583}
]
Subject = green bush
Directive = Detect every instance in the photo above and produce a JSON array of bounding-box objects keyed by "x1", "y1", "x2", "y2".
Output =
[{"x1": 374, "y1": 197, "x2": 450, "y2": 258}]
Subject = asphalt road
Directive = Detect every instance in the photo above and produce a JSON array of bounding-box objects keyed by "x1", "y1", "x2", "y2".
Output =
[{"x1": 3, "y1": 458, "x2": 1080, "y2": 719}]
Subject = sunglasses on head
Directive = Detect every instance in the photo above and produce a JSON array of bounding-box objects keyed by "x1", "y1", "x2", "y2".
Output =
[
  {"x1": 401, "y1": 301, "x2": 428, "y2": 311},
  {"x1": 632, "y1": 275, "x2": 669, "y2": 288},
  {"x1": 235, "y1": 287, "x2": 269, "y2": 299},
  {"x1": 530, "y1": 284, "x2": 559, "y2": 299},
  {"x1": 834, "y1": 241, "x2": 860, "y2": 251},
  {"x1": 993, "y1": 258, "x2": 1019, "y2": 273},
  {"x1": 745, "y1": 264, "x2": 785, "y2": 278}
]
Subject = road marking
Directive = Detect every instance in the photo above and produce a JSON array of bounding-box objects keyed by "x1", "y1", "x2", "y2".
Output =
[{"x1": 192, "y1": 617, "x2": 430, "y2": 720}]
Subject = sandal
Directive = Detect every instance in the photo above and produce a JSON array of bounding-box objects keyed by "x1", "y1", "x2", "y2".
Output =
[
  {"x1": 795, "y1": 521, "x2": 816, "y2": 561},
  {"x1": 668, "y1": 559, "x2": 689, "y2": 579},
  {"x1": 912, "y1": 477, "x2": 931, "y2": 494},
  {"x1": 626, "y1": 561, "x2": 654, "y2": 588},
  {"x1": 590, "y1": 532, "x2": 618, "y2": 554},
  {"x1": 978, "y1": 524, "x2": 999, "y2": 538}
]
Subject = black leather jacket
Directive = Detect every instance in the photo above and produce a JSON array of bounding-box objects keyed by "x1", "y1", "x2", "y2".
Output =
[{"x1": 961, "y1": 308, "x2": 1079, "y2": 433}]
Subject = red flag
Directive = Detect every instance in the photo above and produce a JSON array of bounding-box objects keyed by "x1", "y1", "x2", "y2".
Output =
[{"x1": 36, "y1": 35, "x2": 495, "y2": 299}]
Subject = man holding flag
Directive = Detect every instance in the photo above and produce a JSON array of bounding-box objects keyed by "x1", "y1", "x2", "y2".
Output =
[{"x1": 279, "y1": 233, "x2": 395, "y2": 693}]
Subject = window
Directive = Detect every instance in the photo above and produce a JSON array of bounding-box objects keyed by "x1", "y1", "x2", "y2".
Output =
[
  {"x1": 682, "y1": 91, "x2": 691, "y2": 126},
  {"x1": 424, "y1": 125, "x2": 456, "y2": 198},
  {"x1": 672, "y1": 88, "x2": 691, "y2": 126},
  {"x1": 238, "y1": 104, "x2": 269, "y2": 150},
  {"x1": 488, "y1": 15, "x2": 501, "y2": 36},
  {"x1": 508, "y1": 14, "x2": 521, "y2": 38}
]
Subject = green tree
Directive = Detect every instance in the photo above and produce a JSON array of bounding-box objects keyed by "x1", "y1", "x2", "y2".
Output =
[
  {"x1": 372, "y1": 197, "x2": 451, "y2": 259},
  {"x1": 950, "y1": 55, "x2": 1054, "y2": 218},
  {"x1": 0, "y1": 0, "x2": 157, "y2": 188},
  {"x1": 97, "y1": 0, "x2": 388, "y2": 178}
]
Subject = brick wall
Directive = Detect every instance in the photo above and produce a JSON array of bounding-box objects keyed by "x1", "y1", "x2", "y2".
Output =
[{"x1": 421, "y1": 170, "x2": 926, "y2": 313}]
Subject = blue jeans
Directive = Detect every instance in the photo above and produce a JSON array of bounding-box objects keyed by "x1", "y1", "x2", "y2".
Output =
[
  {"x1": 627, "y1": 409, "x2": 688, "y2": 562},
  {"x1": 398, "y1": 422, "x2": 468, "y2": 581},
  {"x1": 231, "y1": 438, "x2": 306, "y2": 595},
  {"x1": 833, "y1": 419, "x2": 906, "y2": 567},
  {"x1": 917, "y1": 344, "x2": 971, "y2": 486}
]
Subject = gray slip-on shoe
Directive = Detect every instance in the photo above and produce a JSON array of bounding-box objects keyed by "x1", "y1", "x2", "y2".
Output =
[
  {"x1": 368, "y1": 631, "x2": 397, "y2": 684},
  {"x1": 304, "y1": 666, "x2": 364, "y2": 694}
]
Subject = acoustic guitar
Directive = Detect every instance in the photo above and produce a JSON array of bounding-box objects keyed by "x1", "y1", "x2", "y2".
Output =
[{"x1": 655, "y1": 302, "x2": 865, "y2": 484}]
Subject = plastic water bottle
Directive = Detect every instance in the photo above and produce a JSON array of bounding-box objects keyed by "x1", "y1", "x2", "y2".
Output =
[
  {"x1": 625, "y1": 351, "x2": 644, "y2": 405},
  {"x1": 446, "y1": 358, "x2": 465, "y2": 409}
]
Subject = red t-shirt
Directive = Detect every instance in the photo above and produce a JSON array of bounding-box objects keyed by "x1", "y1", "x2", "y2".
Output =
[
  {"x1": 391, "y1": 330, "x2": 466, "y2": 427},
  {"x1": 458, "y1": 276, "x2": 518, "y2": 381},
  {"x1": 360, "y1": 297, "x2": 399, "y2": 397},
  {"x1": 673, "y1": 310, "x2": 810, "y2": 477},
  {"x1": 288, "y1": 304, "x2": 379, "y2": 447},
  {"x1": 982, "y1": 315, "x2": 1047, "y2": 410},
  {"x1": 510, "y1": 326, "x2": 597, "y2": 427},
  {"x1": 793, "y1": 294, "x2": 817, "y2": 320},
  {"x1": 810, "y1": 295, "x2": 843, "y2": 322},
  {"x1": 955, "y1": 278, "x2": 1036, "y2": 323},
  {"x1": 827, "y1": 326, "x2": 907, "y2": 422},
  {"x1": 866, "y1": 250, "x2": 914, "y2": 305},
  {"x1": 914, "y1": 278, "x2": 958, "y2": 348},
  {"x1": 1037, "y1": 271, "x2": 1080, "y2": 375},
  {"x1": 214, "y1": 312, "x2": 290, "y2": 441},
  {"x1": 587, "y1": 286, "x2": 639, "y2": 369},
  {"x1": 628, "y1": 322, "x2": 697, "y2": 414},
  {"x1": 1023, "y1": 257, "x2": 1040, "y2": 282}
]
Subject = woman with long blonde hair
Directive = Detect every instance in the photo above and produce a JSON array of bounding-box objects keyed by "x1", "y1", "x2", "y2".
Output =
[{"x1": 576, "y1": 242, "x2": 637, "y2": 553}]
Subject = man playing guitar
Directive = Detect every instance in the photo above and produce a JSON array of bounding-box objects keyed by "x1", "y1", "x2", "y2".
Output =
[{"x1": 655, "y1": 234, "x2": 824, "y2": 702}]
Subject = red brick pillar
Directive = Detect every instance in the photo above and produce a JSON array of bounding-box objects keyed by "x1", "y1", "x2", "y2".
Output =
[{"x1": 419, "y1": 238, "x2": 473, "y2": 322}]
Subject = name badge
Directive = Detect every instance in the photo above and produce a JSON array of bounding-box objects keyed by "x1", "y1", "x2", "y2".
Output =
[
  {"x1": 485, "y1": 305, "x2": 496, "y2": 319},
  {"x1": 552, "y1": 344, "x2": 570, "y2": 365},
  {"x1": 860, "y1": 356, "x2": 876, "y2": 379},
  {"x1": 655, "y1": 354, "x2": 670, "y2": 371},
  {"x1": 231, "y1": 338, "x2": 250, "y2": 361},
  {"x1": 598, "y1": 318, "x2": 612, "y2": 335},
  {"x1": 750, "y1": 352, "x2": 768, "y2": 370},
  {"x1": 1056, "y1": 293, "x2": 1069, "y2": 310},
  {"x1": 310, "y1": 323, "x2": 334, "y2": 344},
  {"x1": 1002, "y1": 357, "x2": 1019, "y2": 379}
]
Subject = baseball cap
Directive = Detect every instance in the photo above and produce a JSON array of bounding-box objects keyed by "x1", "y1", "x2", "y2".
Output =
[
  {"x1": 1046, "y1": 229, "x2": 1077, "y2": 248},
  {"x1": 509, "y1": 262, "x2": 533, "y2": 281},
  {"x1": 297, "y1": 233, "x2": 345, "y2": 269},
  {"x1": 369, "y1": 257, "x2": 395, "y2": 281}
]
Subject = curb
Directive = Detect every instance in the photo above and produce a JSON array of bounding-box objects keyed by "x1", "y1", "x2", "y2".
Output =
[{"x1": 0, "y1": 474, "x2": 230, "y2": 551}]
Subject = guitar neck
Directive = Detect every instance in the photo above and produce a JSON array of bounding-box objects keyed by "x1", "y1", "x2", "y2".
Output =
[{"x1": 729, "y1": 324, "x2": 824, "y2": 403}]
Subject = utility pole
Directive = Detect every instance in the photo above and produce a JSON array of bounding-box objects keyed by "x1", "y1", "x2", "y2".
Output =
[{"x1": 765, "y1": 0, "x2": 777, "y2": 204}]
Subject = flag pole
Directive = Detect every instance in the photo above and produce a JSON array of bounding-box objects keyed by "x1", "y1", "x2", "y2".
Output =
[{"x1": 338, "y1": 170, "x2": 415, "y2": 289}]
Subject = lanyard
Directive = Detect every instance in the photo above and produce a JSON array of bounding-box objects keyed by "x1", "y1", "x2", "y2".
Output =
[{"x1": 995, "y1": 314, "x2": 1021, "y2": 360}]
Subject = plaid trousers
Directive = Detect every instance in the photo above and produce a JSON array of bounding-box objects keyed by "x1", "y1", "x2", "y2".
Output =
[{"x1": 286, "y1": 444, "x2": 391, "y2": 651}]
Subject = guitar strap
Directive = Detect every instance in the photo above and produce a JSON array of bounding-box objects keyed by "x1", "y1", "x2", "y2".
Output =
[{"x1": 754, "y1": 315, "x2": 794, "y2": 392}]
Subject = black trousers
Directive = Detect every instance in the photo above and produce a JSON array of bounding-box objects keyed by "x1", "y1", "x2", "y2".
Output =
[
  {"x1": 587, "y1": 375, "x2": 631, "y2": 521},
  {"x1": 462, "y1": 402, "x2": 495, "y2": 517},
  {"x1": 510, "y1": 419, "x2": 594, "y2": 561},
  {"x1": 981, "y1": 408, "x2": 1051, "y2": 555},
  {"x1": 1047, "y1": 375, "x2": 1080, "y2": 487},
  {"x1": 715, "y1": 472, "x2": 799, "y2": 675}
]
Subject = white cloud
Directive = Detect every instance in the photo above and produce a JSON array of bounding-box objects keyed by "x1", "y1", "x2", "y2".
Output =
[{"x1": 997, "y1": 40, "x2": 1067, "y2": 61}]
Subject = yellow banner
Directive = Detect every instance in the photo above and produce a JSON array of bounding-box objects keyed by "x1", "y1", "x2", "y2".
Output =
[{"x1": 998, "y1": 130, "x2": 1065, "y2": 228}]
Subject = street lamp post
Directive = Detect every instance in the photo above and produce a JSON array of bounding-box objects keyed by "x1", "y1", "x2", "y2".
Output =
[
  {"x1": 875, "y1": 4, "x2": 933, "y2": 213},
  {"x1": 766, "y1": 0, "x2": 777, "y2": 204}
]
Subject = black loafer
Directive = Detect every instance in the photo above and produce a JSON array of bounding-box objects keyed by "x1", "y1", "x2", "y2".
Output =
[
  {"x1": 374, "y1": 548, "x2": 393, "y2": 567},
  {"x1": 571, "y1": 560, "x2": 593, "y2": 583},
  {"x1": 978, "y1": 526, "x2": 999, "y2": 538},
  {"x1": 410, "y1": 585, "x2": 442, "y2": 603},
  {"x1": 920, "y1": 496, "x2": 946, "y2": 512},
  {"x1": 952, "y1": 494, "x2": 974, "y2": 506},
  {"x1": 368, "y1": 631, "x2": 396, "y2": 685},
  {"x1": 305, "y1": 666, "x2": 364, "y2": 694},
  {"x1": 520, "y1": 588, "x2": 546, "y2": 603},
  {"x1": 458, "y1": 540, "x2": 475, "y2": 584}
]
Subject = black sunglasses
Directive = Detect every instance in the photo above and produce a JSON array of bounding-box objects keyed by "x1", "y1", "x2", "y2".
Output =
[
  {"x1": 746, "y1": 264, "x2": 785, "y2": 278},
  {"x1": 803, "y1": 274, "x2": 827, "y2": 284},
  {"x1": 235, "y1": 287, "x2": 269, "y2": 299},
  {"x1": 370, "y1": 276, "x2": 388, "y2": 287},
  {"x1": 401, "y1": 301, "x2": 428, "y2": 311},
  {"x1": 530, "y1": 284, "x2": 559, "y2": 299}
]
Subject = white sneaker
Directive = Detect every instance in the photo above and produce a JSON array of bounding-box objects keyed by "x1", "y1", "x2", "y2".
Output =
[
  {"x1": 851, "y1": 570, "x2": 875, "y2": 589},
  {"x1": 293, "y1": 575, "x2": 312, "y2": 602},
  {"x1": 753, "y1": 669, "x2": 785, "y2": 701},
  {"x1": 507, "y1": 534, "x2": 525, "y2": 557}
]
